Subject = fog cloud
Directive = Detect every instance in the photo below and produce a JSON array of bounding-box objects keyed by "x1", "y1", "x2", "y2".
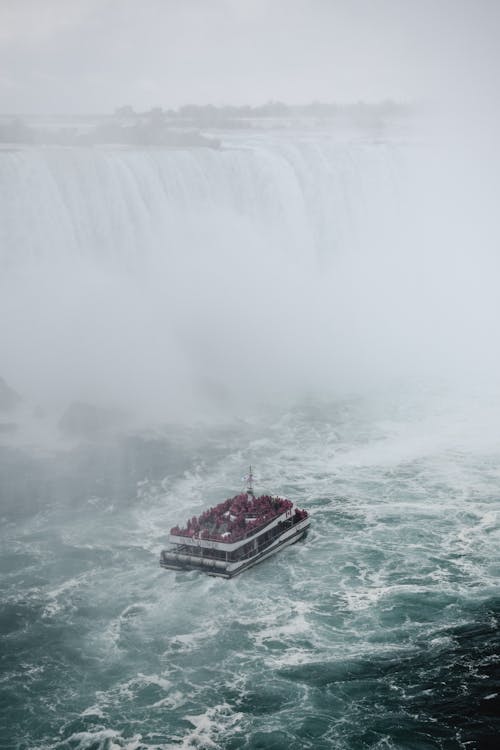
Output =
[
  {"x1": 1, "y1": 1, "x2": 500, "y2": 113},
  {"x1": 1, "y1": 1, "x2": 500, "y2": 429}
]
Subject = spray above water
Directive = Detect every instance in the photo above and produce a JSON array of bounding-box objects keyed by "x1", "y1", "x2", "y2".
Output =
[{"x1": 2, "y1": 124, "x2": 499, "y2": 427}]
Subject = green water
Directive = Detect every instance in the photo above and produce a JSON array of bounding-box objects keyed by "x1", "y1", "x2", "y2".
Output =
[{"x1": 1, "y1": 394, "x2": 499, "y2": 749}]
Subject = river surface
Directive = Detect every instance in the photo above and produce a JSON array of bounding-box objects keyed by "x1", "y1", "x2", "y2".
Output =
[{"x1": 2, "y1": 389, "x2": 499, "y2": 749}]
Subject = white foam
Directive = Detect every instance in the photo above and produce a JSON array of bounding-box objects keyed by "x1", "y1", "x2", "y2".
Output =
[
  {"x1": 116, "y1": 673, "x2": 172, "y2": 700},
  {"x1": 50, "y1": 728, "x2": 128, "y2": 750},
  {"x1": 251, "y1": 611, "x2": 310, "y2": 647},
  {"x1": 80, "y1": 705, "x2": 106, "y2": 719},
  {"x1": 179, "y1": 703, "x2": 243, "y2": 750},
  {"x1": 42, "y1": 572, "x2": 92, "y2": 617},
  {"x1": 151, "y1": 690, "x2": 185, "y2": 710}
]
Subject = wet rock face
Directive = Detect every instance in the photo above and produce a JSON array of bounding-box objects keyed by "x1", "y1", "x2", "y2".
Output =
[
  {"x1": 58, "y1": 401, "x2": 124, "y2": 439},
  {"x1": 0, "y1": 377, "x2": 21, "y2": 413}
]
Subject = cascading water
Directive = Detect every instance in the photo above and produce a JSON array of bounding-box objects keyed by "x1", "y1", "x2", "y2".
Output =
[
  {"x1": 1, "y1": 131, "x2": 499, "y2": 750},
  {"x1": 0, "y1": 137, "x2": 403, "y2": 268},
  {"x1": 0, "y1": 135, "x2": 409, "y2": 415}
]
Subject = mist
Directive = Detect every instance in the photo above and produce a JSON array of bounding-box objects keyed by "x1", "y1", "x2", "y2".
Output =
[
  {"x1": 0, "y1": 1, "x2": 499, "y2": 430},
  {"x1": 3, "y1": 5, "x2": 500, "y2": 749},
  {"x1": 1, "y1": 122, "x2": 500, "y2": 428},
  {"x1": 0, "y1": 2, "x2": 499, "y2": 432}
]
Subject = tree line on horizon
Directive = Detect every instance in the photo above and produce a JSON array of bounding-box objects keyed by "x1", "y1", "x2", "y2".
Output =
[
  {"x1": 0, "y1": 100, "x2": 410, "y2": 145},
  {"x1": 115, "y1": 99, "x2": 410, "y2": 124}
]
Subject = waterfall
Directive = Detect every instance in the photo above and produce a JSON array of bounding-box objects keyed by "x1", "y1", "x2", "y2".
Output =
[
  {"x1": 0, "y1": 135, "x2": 425, "y2": 416},
  {"x1": 0, "y1": 138, "x2": 405, "y2": 269}
]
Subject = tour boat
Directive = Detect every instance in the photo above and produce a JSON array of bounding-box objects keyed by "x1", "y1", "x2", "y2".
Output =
[{"x1": 160, "y1": 468, "x2": 310, "y2": 578}]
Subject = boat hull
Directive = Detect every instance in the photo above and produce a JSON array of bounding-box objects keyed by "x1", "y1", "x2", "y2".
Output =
[{"x1": 160, "y1": 518, "x2": 309, "y2": 578}]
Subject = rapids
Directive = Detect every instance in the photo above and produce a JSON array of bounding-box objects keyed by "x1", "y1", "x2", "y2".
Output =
[{"x1": 1, "y1": 392, "x2": 499, "y2": 749}]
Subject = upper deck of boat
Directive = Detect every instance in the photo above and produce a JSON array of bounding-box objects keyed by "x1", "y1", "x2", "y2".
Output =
[{"x1": 169, "y1": 492, "x2": 298, "y2": 545}]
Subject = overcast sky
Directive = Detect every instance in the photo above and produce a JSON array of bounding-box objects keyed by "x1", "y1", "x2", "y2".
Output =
[{"x1": 1, "y1": 0, "x2": 500, "y2": 113}]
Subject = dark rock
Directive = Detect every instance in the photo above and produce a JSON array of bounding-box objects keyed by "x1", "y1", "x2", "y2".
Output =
[
  {"x1": 58, "y1": 401, "x2": 125, "y2": 439},
  {"x1": 0, "y1": 377, "x2": 21, "y2": 412}
]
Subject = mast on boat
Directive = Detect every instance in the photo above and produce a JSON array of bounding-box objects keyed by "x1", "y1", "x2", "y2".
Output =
[{"x1": 246, "y1": 465, "x2": 254, "y2": 496}]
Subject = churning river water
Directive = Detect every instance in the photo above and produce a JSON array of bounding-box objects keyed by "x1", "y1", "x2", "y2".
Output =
[{"x1": 1, "y1": 390, "x2": 499, "y2": 750}]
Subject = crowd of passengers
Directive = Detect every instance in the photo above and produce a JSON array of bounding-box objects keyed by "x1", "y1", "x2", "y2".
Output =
[{"x1": 170, "y1": 493, "x2": 307, "y2": 542}]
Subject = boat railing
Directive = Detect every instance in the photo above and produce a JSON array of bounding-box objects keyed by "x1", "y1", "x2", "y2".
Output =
[
  {"x1": 229, "y1": 515, "x2": 308, "y2": 562},
  {"x1": 169, "y1": 495, "x2": 299, "y2": 543},
  {"x1": 170, "y1": 514, "x2": 276, "y2": 544},
  {"x1": 170, "y1": 508, "x2": 308, "y2": 544}
]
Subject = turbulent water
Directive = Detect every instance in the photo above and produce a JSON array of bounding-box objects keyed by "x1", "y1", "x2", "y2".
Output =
[
  {"x1": 2, "y1": 392, "x2": 500, "y2": 749},
  {"x1": 1, "y1": 131, "x2": 499, "y2": 748}
]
